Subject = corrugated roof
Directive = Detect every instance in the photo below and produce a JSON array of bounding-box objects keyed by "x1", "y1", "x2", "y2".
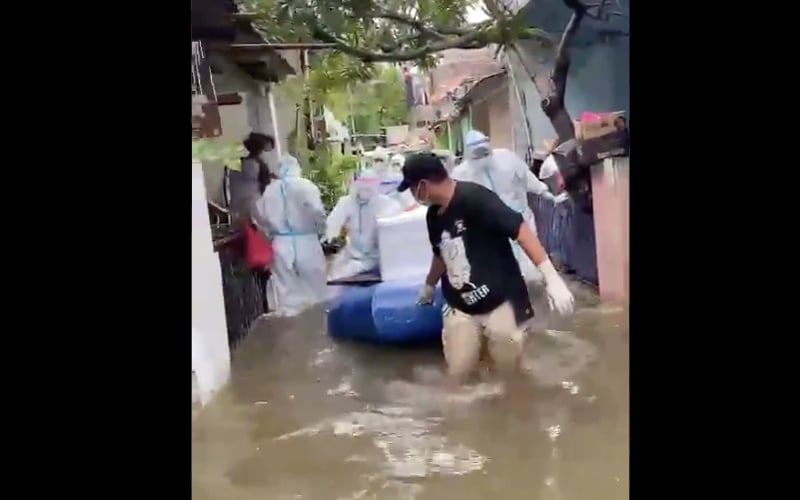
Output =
[
  {"x1": 459, "y1": 70, "x2": 507, "y2": 103},
  {"x1": 191, "y1": 0, "x2": 294, "y2": 81}
]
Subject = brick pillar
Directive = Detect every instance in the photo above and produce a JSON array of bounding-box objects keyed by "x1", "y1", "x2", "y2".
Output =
[{"x1": 590, "y1": 157, "x2": 629, "y2": 303}]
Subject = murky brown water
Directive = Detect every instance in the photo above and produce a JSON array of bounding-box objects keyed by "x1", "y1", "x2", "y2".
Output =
[{"x1": 192, "y1": 284, "x2": 628, "y2": 500}]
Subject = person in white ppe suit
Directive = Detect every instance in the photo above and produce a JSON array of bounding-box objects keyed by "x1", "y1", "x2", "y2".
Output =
[
  {"x1": 253, "y1": 155, "x2": 328, "y2": 317},
  {"x1": 372, "y1": 153, "x2": 417, "y2": 210},
  {"x1": 372, "y1": 148, "x2": 394, "y2": 195},
  {"x1": 389, "y1": 154, "x2": 405, "y2": 172},
  {"x1": 371, "y1": 148, "x2": 390, "y2": 177},
  {"x1": 453, "y1": 130, "x2": 567, "y2": 285},
  {"x1": 326, "y1": 169, "x2": 404, "y2": 281}
]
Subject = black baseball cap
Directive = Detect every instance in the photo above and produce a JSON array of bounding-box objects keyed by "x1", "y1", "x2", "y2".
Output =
[{"x1": 396, "y1": 152, "x2": 449, "y2": 192}]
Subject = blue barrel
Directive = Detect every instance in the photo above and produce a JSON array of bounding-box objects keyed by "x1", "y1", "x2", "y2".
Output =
[{"x1": 327, "y1": 279, "x2": 445, "y2": 345}]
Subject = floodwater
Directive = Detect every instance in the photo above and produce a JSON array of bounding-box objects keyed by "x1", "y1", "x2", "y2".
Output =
[{"x1": 192, "y1": 283, "x2": 628, "y2": 500}]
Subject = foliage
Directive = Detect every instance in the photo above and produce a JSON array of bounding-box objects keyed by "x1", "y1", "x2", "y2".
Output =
[
  {"x1": 192, "y1": 139, "x2": 246, "y2": 170},
  {"x1": 303, "y1": 151, "x2": 360, "y2": 211},
  {"x1": 273, "y1": 56, "x2": 406, "y2": 130},
  {"x1": 272, "y1": 54, "x2": 407, "y2": 205},
  {"x1": 240, "y1": 0, "x2": 549, "y2": 68},
  {"x1": 348, "y1": 65, "x2": 408, "y2": 135}
]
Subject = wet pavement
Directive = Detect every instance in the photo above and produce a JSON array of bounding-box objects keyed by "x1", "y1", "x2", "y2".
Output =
[{"x1": 192, "y1": 283, "x2": 628, "y2": 500}]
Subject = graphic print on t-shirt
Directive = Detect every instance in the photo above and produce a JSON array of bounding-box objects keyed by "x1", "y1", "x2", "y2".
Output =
[
  {"x1": 439, "y1": 228, "x2": 491, "y2": 307},
  {"x1": 440, "y1": 229, "x2": 473, "y2": 289}
]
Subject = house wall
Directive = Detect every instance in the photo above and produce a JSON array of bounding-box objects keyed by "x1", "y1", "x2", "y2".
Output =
[
  {"x1": 192, "y1": 162, "x2": 231, "y2": 406},
  {"x1": 200, "y1": 55, "x2": 299, "y2": 206},
  {"x1": 201, "y1": 101, "x2": 250, "y2": 206},
  {"x1": 455, "y1": 113, "x2": 471, "y2": 155},
  {"x1": 246, "y1": 86, "x2": 296, "y2": 156},
  {"x1": 470, "y1": 101, "x2": 491, "y2": 140},
  {"x1": 463, "y1": 79, "x2": 513, "y2": 150},
  {"x1": 488, "y1": 90, "x2": 512, "y2": 150}
]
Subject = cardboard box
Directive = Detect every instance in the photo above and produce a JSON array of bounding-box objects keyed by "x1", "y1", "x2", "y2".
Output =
[
  {"x1": 576, "y1": 111, "x2": 628, "y2": 164},
  {"x1": 577, "y1": 111, "x2": 625, "y2": 140}
]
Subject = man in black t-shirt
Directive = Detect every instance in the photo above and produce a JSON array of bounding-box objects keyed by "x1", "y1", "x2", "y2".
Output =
[{"x1": 397, "y1": 153, "x2": 575, "y2": 385}]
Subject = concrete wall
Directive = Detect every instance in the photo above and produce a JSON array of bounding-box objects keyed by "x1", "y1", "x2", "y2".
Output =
[
  {"x1": 201, "y1": 102, "x2": 250, "y2": 206},
  {"x1": 192, "y1": 162, "x2": 231, "y2": 406},
  {"x1": 246, "y1": 87, "x2": 296, "y2": 156},
  {"x1": 591, "y1": 157, "x2": 629, "y2": 303}
]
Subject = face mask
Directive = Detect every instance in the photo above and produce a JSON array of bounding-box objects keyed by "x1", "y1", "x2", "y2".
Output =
[
  {"x1": 472, "y1": 157, "x2": 492, "y2": 171},
  {"x1": 469, "y1": 145, "x2": 492, "y2": 160},
  {"x1": 469, "y1": 145, "x2": 492, "y2": 168},
  {"x1": 413, "y1": 182, "x2": 430, "y2": 207}
]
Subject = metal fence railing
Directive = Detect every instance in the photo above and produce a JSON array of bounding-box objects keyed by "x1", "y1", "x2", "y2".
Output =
[
  {"x1": 213, "y1": 223, "x2": 268, "y2": 350},
  {"x1": 531, "y1": 195, "x2": 598, "y2": 286}
]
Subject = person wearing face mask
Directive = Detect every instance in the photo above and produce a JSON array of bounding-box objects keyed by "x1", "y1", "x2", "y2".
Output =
[
  {"x1": 453, "y1": 130, "x2": 568, "y2": 285},
  {"x1": 390, "y1": 154, "x2": 405, "y2": 172},
  {"x1": 375, "y1": 154, "x2": 418, "y2": 211},
  {"x1": 374, "y1": 149, "x2": 397, "y2": 197},
  {"x1": 325, "y1": 169, "x2": 404, "y2": 281},
  {"x1": 396, "y1": 153, "x2": 575, "y2": 388},
  {"x1": 371, "y1": 148, "x2": 390, "y2": 175},
  {"x1": 229, "y1": 132, "x2": 276, "y2": 224},
  {"x1": 252, "y1": 154, "x2": 328, "y2": 317}
]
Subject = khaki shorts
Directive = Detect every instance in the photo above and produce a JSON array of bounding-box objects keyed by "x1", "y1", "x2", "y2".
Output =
[{"x1": 442, "y1": 301, "x2": 528, "y2": 379}]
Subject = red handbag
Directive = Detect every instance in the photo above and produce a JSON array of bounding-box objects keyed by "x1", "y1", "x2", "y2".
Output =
[{"x1": 243, "y1": 224, "x2": 273, "y2": 270}]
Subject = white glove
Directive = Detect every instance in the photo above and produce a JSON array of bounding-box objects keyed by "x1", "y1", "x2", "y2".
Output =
[
  {"x1": 417, "y1": 284, "x2": 435, "y2": 305},
  {"x1": 537, "y1": 259, "x2": 574, "y2": 315},
  {"x1": 540, "y1": 191, "x2": 568, "y2": 204}
]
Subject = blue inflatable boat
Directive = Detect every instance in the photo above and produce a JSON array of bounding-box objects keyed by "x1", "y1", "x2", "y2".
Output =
[{"x1": 327, "y1": 278, "x2": 445, "y2": 345}]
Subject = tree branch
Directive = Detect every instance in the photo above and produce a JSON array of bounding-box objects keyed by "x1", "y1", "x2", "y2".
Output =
[
  {"x1": 373, "y1": 7, "x2": 488, "y2": 37},
  {"x1": 555, "y1": 0, "x2": 587, "y2": 67},
  {"x1": 309, "y1": 18, "x2": 490, "y2": 62},
  {"x1": 370, "y1": 7, "x2": 495, "y2": 54}
]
